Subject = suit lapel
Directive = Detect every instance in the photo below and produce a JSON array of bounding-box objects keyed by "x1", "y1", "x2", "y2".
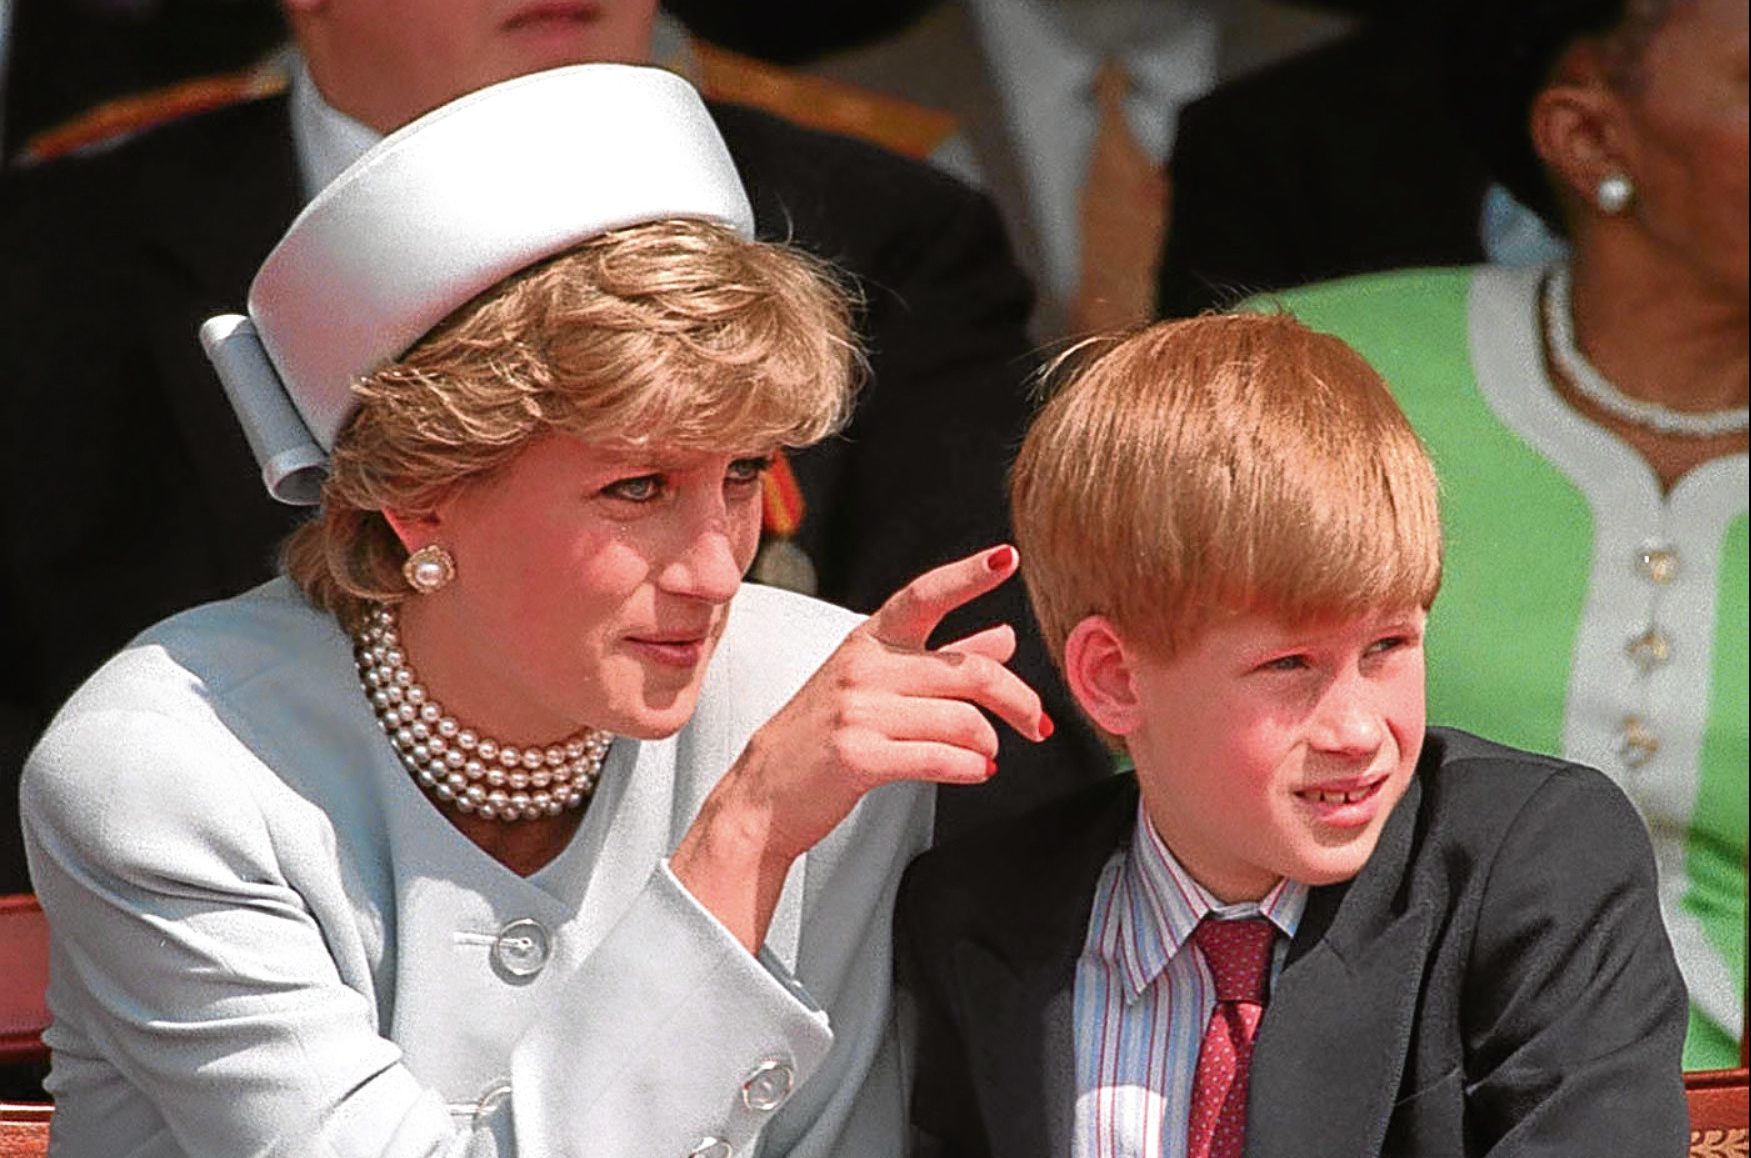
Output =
[
  {"x1": 135, "y1": 96, "x2": 307, "y2": 587},
  {"x1": 948, "y1": 775, "x2": 1139, "y2": 1158},
  {"x1": 1248, "y1": 777, "x2": 1431, "y2": 1158}
]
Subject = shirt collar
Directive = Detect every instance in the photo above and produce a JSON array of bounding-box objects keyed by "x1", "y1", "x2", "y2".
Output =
[
  {"x1": 290, "y1": 56, "x2": 384, "y2": 203},
  {"x1": 1109, "y1": 801, "x2": 1308, "y2": 1003}
]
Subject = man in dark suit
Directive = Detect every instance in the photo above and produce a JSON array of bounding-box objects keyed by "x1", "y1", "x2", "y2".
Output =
[
  {"x1": 0, "y1": 0, "x2": 1107, "y2": 894},
  {"x1": 898, "y1": 313, "x2": 1688, "y2": 1155},
  {"x1": 1155, "y1": 13, "x2": 1493, "y2": 318}
]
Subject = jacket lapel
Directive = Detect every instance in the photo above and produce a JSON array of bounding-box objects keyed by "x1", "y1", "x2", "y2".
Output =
[
  {"x1": 1247, "y1": 777, "x2": 1431, "y2": 1158},
  {"x1": 948, "y1": 775, "x2": 1139, "y2": 1158}
]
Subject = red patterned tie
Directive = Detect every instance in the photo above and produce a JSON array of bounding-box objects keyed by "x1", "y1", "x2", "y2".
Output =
[{"x1": 1187, "y1": 917, "x2": 1277, "y2": 1158}]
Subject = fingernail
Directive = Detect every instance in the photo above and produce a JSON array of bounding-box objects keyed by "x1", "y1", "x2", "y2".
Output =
[
  {"x1": 985, "y1": 758, "x2": 999, "y2": 778},
  {"x1": 986, "y1": 545, "x2": 1017, "y2": 572},
  {"x1": 1038, "y1": 712, "x2": 1055, "y2": 740}
]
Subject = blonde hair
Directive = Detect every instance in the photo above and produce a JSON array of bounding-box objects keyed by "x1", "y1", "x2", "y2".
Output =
[
  {"x1": 1012, "y1": 312, "x2": 1442, "y2": 667},
  {"x1": 285, "y1": 218, "x2": 860, "y2": 625}
]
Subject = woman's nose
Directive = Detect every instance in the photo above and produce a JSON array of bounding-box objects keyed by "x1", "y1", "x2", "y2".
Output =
[{"x1": 660, "y1": 525, "x2": 745, "y2": 603}]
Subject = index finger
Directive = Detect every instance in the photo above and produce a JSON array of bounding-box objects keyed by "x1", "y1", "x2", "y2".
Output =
[{"x1": 866, "y1": 545, "x2": 1019, "y2": 651}]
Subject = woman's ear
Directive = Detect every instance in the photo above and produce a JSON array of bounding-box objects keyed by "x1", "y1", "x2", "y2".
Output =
[
  {"x1": 380, "y1": 508, "x2": 443, "y2": 555},
  {"x1": 1062, "y1": 615, "x2": 1144, "y2": 739},
  {"x1": 1530, "y1": 44, "x2": 1637, "y2": 215}
]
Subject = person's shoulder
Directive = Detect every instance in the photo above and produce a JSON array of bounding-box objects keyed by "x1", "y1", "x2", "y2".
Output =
[
  {"x1": 22, "y1": 581, "x2": 340, "y2": 872},
  {"x1": 902, "y1": 771, "x2": 1138, "y2": 929},
  {"x1": 2, "y1": 90, "x2": 293, "y2": 262},
  {"x1": 36, "y1": 579, "x2": 343, "y2": 745},
  {"x1": 8, "y1": 90, "x2": 290, "y2": 204},
  {"x1": 707, "y1": 583, "x2": 862, "y2": 703},
  {"x1": 1412, "y1": 727, "x2": 1649, "y2": 872},
  {"x1": 1261, "y1": 265, "x2": 1479, "y2": 319},
  {"x1": 706, "y1": 99, "x2": 994, "y2": 245}
]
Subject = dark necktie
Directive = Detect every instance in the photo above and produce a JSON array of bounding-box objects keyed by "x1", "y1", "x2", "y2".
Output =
[{"x1": 1187, "y1": 916, "x2": 1277, "y2": 1158}]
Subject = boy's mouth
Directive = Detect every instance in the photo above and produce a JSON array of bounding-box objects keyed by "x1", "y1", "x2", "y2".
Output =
[
  {"x1": 1300, "y1": 783, "x2": 1377, "y2": 805},
  {"x1": 1293, "y1": 774, "x2": 1390, "y2": 822}
]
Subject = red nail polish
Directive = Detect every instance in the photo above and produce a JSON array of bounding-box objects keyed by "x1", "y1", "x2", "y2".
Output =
[
  {"x1": 987, "y1": 545, "x2": 1017, "y2": 572},
  {"x1": 985, "y1": 758, "x2": 999, "y2": 778},
  {"x1": 1038, "y1": 713, "x2": 1055, "y2": 740}
]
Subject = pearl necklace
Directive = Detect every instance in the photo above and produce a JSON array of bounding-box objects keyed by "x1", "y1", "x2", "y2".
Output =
[
  {"x1": 353, "y1": 605, "x2": 613, "y2": 823},
  {"x1": 1543, "y1": 265, "x2": 1750, "y2": 439}
]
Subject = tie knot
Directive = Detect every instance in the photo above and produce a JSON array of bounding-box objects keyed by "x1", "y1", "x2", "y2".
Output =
[
  {"x1": 1192, "y1": 917, "x2": 1276, "y2": 1004},
  {"x1": 1092, "y1": 57, "x2": 1132, "y2": 115}
]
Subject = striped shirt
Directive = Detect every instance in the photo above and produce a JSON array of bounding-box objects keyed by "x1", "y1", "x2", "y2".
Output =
[{"x1": 1073, "y1": 803, "x2": 1308, "y2": 1158}]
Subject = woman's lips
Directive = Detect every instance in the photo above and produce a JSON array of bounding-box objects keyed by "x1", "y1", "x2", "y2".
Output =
[
  {"x1": 502, "y1": 3, "x2": 598, "y2": 35},
  {"x1": 1293, "y1": 775, "x2": 1389, "y2": 827},
  {"x1": 623, "y1": 636, "x2": 708, "y2": 669}
]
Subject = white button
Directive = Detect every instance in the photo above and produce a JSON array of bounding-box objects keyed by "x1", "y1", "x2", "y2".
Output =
[
  {"x1": 686, "y1": 1138, "x2": 733, "y2": 1158},
  {"x1": 492, "y1": 918, "x2": 551, "y2": 977},
  {"x1": 741, "y1": 1058, "x2": 795, "y2": 1111}
]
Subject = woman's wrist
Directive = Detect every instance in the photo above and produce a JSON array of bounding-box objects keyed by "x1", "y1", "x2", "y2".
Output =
[{"x1": 671, "y1": 767, "x2": 801, "y2": 954}]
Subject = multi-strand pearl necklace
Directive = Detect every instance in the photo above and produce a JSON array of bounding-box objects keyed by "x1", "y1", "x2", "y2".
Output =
[
  {"x1": 353, "y1": 604, "x2": 613, "y2": 823},
  {"x1": 1544, "y1": 264, "x2": 1750, "y2": 439}
]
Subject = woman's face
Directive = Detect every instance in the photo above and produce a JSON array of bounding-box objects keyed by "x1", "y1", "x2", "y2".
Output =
[
  {"x1": 407, "y1": 433, "x2": 769, "y2": 743},
  {"x1": 1616, "y1": 0, "x2": 1750, "y2": 294}
]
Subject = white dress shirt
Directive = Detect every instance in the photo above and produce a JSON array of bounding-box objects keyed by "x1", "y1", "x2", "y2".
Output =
[
  {"x1": 967, "y1": 0, "x2": 1220, "y2": 305},
  {"x1": 1073, "y1": 802, "x2": 1307, "y2": 1158},
  {"x1": 290, "y1": 58, "x2": 382, "y2": 200}
]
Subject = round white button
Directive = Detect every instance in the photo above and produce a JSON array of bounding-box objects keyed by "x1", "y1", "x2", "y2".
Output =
[
  {"x1": 741, "y1": 1058, "x2": 795, "y2": 1112},
  {"x1": 492, "y1": 918, "x2": 551, "y2": 978}
]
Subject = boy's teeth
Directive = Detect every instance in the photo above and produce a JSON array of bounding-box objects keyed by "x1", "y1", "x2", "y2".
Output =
[{"x1": 1308, "y1": 787, "x2": 1367, "y2": 805}]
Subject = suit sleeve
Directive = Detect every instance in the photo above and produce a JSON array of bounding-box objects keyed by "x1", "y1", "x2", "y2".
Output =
[
  {"x1": 22, "y1": 704, "x2": 847, "y2": 1158},
  {"x1": 1461, "y1": 766, "x2": 1690, "y2": 1155}
]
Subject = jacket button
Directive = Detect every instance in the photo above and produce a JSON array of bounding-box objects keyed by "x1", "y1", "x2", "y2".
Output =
[
  {"x1": 492, "y1": 918, "x2": 550, "y2": 977},
  {"x1": 686, "y1": 1138, "x2": 733, "y2": 1158},
  {"x1": 741, "y1": 1058, "x2": 795, "y2": 1111}
]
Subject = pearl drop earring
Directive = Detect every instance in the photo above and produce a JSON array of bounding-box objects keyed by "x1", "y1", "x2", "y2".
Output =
[
  {"x1": 402, "y1": 544, "x2": 457, "y2": 594},
  {"x1": 1596, "y1": 173, "x2": 1634, "y2": 215}
]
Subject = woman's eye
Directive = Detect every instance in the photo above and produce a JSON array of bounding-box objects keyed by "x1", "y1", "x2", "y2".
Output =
[
  {"x1": 726, "y1": 456, "x2": 773, "y2": 486},
  {"x1": 603, "y1": 475, "x2": 663, "y2": 502}
]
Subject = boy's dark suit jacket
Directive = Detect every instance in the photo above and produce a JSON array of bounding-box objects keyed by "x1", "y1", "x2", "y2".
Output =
[
  {"x1": 897, "y1": 728, "x2": 1690, "y2": 1156},
  {"x1": 0, "y1": 92, "x2": 1109, "y2": 892}
]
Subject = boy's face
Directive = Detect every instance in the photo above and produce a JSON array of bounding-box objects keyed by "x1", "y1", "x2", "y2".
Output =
[{"x1": 1120, "y1": 607, "x2": 1427, "y2": 902}]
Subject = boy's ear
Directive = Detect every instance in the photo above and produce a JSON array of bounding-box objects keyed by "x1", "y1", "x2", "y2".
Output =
[{"x1": 1062, "y1": 615, "x2": 1144, "y2": 738}]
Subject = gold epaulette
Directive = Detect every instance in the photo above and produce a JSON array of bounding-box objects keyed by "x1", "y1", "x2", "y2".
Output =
[
  {"x1": 20, "y1": 62, "x2": 290, "y2": 165},
  {"x1": 692, "y1": 42, "x2": 959, "y2": 162}
]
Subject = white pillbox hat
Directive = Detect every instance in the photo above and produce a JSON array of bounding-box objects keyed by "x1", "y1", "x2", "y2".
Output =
[{"x1": 202, "y1": 63, "x2": 754, "y2": 504}]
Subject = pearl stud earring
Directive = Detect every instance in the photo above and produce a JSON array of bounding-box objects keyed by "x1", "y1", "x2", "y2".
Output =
[
  {"x1": 1596, "y1": 173, "x2": 1634, "y2": 215},
  {"x1": 402, "y1": 544, "x2": 457, "y2": 594}
]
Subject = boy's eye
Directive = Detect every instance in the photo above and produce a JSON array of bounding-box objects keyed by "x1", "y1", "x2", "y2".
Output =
[
  {"x1": 1259, "y1": 654, "x2": 1310, "y2": 673},
  {"x1": 1366, "y1": 633, "x2": 1417, "y2": 658},
  {"x1": 603, "y1": 474, "x2": 663, "y2": 502}
]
